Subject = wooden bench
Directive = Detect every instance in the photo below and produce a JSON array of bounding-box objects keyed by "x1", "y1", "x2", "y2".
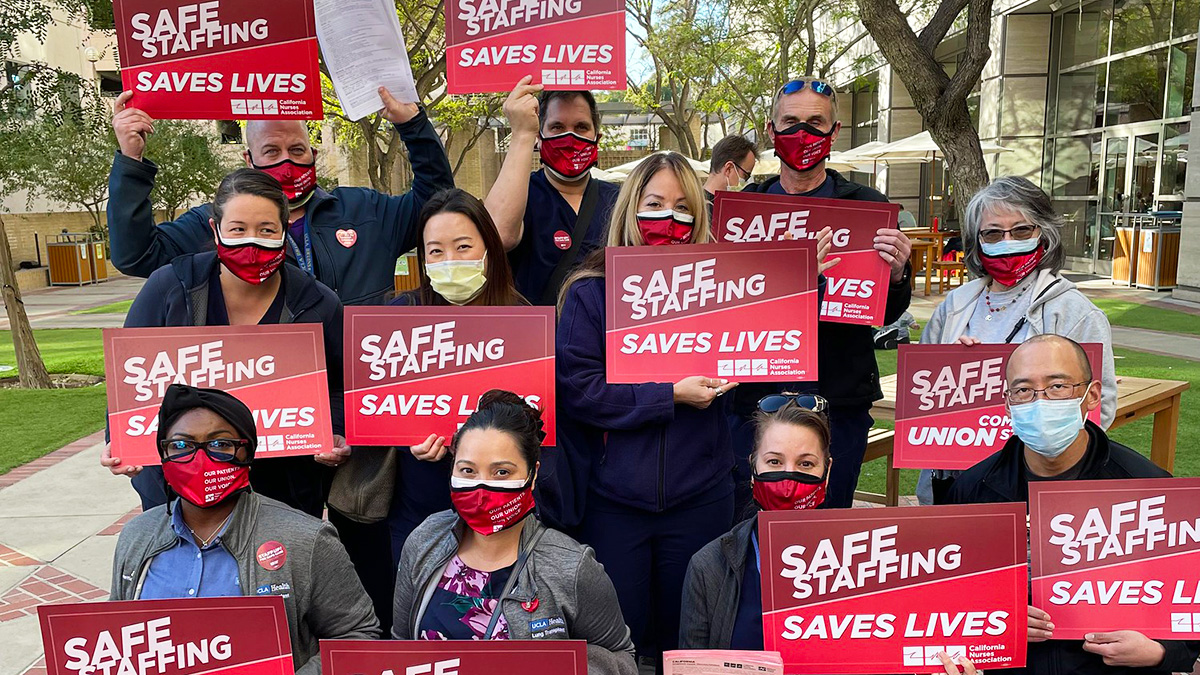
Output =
[
  {"x1": 932, "y1": 259, "x2": 967, "y2": 294},
  {"x1": 853, "y1": 427, "x2": 901, "y2": 506}
]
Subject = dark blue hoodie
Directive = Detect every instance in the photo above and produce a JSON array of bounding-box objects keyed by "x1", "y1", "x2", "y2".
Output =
[
  {"x1": 122, "y1": 252, "x2": 345, "y2": 515},
  {"x1": 556, "y1": 276, "x2": 734, "y2": 512}
]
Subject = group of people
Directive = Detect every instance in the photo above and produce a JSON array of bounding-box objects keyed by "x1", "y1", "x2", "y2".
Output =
[{"x1": 95, "y1": 72, "x2": 1195, "y2": 675}]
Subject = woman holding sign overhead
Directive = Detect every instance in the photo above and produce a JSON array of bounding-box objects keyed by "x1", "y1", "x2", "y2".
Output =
[
  {"x1": 391, "y1": 390, "x2": 638, "y2": 675},
  {"x1": 103, "y1": 169, "x2": 347, "y2": 518},
  {"x1": 386, "y1": 188, "x2": 531, "y2": 560},
  {"x1": 554, "y1": 151, "x2": 738, "y2": 667},
  {"x1": 916, "y1": 176, "x2": 1116, "y2": 505}
]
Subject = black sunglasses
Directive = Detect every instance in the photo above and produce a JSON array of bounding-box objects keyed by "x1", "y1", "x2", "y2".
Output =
[
  {"x1": 158, "y1": 438, "x2": 251, "y2": 464},
  {"x1": 757, "y1": 393, "x2": 828, "y2": 414}
]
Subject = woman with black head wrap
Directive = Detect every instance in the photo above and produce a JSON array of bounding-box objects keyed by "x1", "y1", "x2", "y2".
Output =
[{"x1": 110, "y1": 384, "x2": 378, "y2": 675}]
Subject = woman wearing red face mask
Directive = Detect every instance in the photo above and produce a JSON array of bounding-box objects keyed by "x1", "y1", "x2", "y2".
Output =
[
  {"x1": 678, "y1": 398, "x2": 832, "y2": 650},
  {"x1": 915, "y1": 176, "x2": 1116, "y2": 506},
  {"x1": 391, "y1": 390, "x2": 637, "y2": 675},
  {"x1": 105, "y1": 169, "x2": 347, "y2": 519},
  {"x1": 111, "y1": 385, "x2": 379, "y2": 672},
  {"x1": 555, "y1": 151, "x2": 740, "y2": 668}
]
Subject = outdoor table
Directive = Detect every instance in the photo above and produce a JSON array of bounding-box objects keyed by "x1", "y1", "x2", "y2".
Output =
[
  {"x1": 870, "y1": 374, "x2": 1190, "y2": 472},
  {"x1": 909, "y1": 238, "x2": 937, "y2": 295}
]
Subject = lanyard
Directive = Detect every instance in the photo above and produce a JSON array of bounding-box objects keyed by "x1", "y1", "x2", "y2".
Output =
[
  {"x1": 286, "y1": 219, "x2": 314, "y2": 276},
  {"x1": 752, "y1": 531, "x2": 761, "y2": 573}
]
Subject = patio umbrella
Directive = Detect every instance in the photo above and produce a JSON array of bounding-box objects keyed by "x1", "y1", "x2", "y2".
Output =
[{"x1": 606, "y1": 153, "x2": 709, "y2": 177}]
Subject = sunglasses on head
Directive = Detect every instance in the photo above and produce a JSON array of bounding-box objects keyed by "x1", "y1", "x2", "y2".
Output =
[
  {"x1": 778, "y1": 79, "x2": 835, "y2": 98},
  {"x1": 758, "y1": 393, "x2": 829, "y2": 414}
]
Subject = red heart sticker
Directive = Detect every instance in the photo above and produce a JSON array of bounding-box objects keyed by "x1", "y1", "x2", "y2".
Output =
[
  {"x1": 256, "y1": 541, "x2": 287, "y2": 571},
  {"x1": 522, "y1": 597, "x2": 539, "y2": 612},
  {"x1": 552, "y1": 230, "x2": 571, "y2": 250},
  {"x1": 336, "y1": 229, "x2": 357, "y2": 248}
]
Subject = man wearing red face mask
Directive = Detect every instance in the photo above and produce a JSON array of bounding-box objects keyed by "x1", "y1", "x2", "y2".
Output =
[
  {"x1": 106, "y1": 86, "x2": 453, "y2": 306},
  {"x1": 679, "y1": 398, "x2": 832, "y2": 650},
  {"x1": 732, "y1": 77, "x2": 914, "y2": 511},
  {"x1": 482, "y1": 77, "x2": 620, "y2": 305}
]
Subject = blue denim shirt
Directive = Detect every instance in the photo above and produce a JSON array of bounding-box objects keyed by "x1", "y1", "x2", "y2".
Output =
[{"x1": 139, "y1": 501, "x2": 241, "y2": 600}]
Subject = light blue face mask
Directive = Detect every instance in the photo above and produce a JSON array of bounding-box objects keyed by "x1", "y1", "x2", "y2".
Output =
[
  {"x1": 1009, "y1": 397, "x2": 1086, "y2": 458},
  {"x1": 981, "y1": 237, "x2": 1040, "y2": 257}
]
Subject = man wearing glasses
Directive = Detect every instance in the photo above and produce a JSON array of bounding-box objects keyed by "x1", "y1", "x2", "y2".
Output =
[
  {"x1": 703, "y1": 134, "x2": 758, "y2": 209},
  {"x1": 943, "y1": 335, "x2": 1197, "y2": 674},
  {"x1": 731, "y1": 76, "x2": 914, "y2": 510}
]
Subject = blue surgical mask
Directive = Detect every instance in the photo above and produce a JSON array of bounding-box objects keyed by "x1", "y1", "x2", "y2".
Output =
[
  {"x1": 981, "y1": 237, "x2": 1040, "y2": 257},
  {"x1": 1009, "y1": 397, "x2": 1086, "y2": 458}
]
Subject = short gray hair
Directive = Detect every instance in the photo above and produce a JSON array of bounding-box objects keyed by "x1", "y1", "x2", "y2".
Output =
[{"x1": 963, "y1": 175, "x2": 1064, "y2": 279}]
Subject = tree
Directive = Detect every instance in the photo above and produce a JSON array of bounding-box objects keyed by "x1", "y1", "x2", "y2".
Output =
[
  {"x1": 0, "y1": 130, "x2": 51, "y2": 389},
  {"x1": 20, "y1": 117, "x2": 115, "y2": 236},
  {"x1": 626, "y1": 0, "x2": 708, "y2": 157},
  {"x1": 856, "y1": 0, "x2": 993, "y2": 202},
  {"x1": 147, "y1": 121, "x2": 236, "y2": 219}
]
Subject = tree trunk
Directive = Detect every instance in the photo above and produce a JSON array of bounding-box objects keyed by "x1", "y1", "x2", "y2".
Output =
[
  {"x1": 0, "y1": 213, "x2": 52, "y2": 389},
  {"x1": 926, "y1": 108, "x2": 991, "y2": 203}
]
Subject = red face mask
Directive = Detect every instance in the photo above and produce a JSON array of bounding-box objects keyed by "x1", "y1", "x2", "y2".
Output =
[
  {"x1": 772, "y1": 122, "x2": 838, "y2": 173},
  {"x1": 982, "y1": 245, "x2": 1044, "y2": 287},
  {"x1": 752, "y1": 470, "x2": 827, "y2": 511},
  {"x1": 539, "y1": 132, "x2": 599, "y2": 181},
  {"x1": 636, "y1": 210, "x2": 695, "y2": 246},
  {"x1": 450, "y1": 476, "x2": 536, "y2": 535},
  {"x1": 162, "y1": 451, "x2": 251, "y2": 508},
  {"x1": 252, "y1": 155, "x2": 318, "y2": 205},
  {"x1": 216, "y1": 234, "x2": 286, "y2": 285}
]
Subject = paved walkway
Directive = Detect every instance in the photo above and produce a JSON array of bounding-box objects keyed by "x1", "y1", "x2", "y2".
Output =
[
  {"x1": 0, "y1": 276, "x2": 144, "y2": 330},
  {"x1": 0, "y1": 433, "x2": 139, "y2": 675}
]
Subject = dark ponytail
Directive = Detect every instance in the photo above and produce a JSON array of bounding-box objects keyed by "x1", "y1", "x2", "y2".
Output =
[{"x1": 453, "y1": 389, "x2": 545, "y2": 472}]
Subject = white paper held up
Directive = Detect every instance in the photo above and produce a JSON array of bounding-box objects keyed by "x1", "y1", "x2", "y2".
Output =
[{"x1": 315, "y1": 0, "x2": 420, "y2": 121}]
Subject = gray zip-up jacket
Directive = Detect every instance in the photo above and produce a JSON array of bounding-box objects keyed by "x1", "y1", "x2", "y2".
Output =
[
  {"x1": 924, "y1": 269, "x2": 1117, "y2": 428},
  {"x1": 678, "y1": 516, "x2": 755, "y2": 649},
  {"x1": 111, "y1": 492, "x2": 380, "y2": 675},
  {"x1": 392, "y1": 511, "x2": 637, "y2": 675}
]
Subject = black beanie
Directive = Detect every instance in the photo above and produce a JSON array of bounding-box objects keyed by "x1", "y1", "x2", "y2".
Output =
[{"x1": 156, "y1": 384, "x2": 258, "y2": 461}]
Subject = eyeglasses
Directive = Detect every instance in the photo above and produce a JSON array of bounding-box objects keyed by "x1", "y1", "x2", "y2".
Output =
[
  {"x1": 158, "y1": 438, "x2": 250, "y2": 464},
  {"x1": 732, "y1": 162, "x2": 753, "y2": 179},
  {"x1": 1005, "y1": 382, "x2": 1091, "y2": 405},
  {"x1": 778, "y1": 79, "x2": 835, "y2": 98},
  {"x1": 758, "y1": 393, "x2": 828, "y2": 414},
  {"x1": 979, "y1": 224, "x2": 1039, "y2": 244}
]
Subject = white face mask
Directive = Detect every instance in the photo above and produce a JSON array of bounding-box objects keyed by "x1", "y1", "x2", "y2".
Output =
[
  {"x1": 1009, "y1": 396, "x2": 1087, "y2": 458},
  {"x1": 426, "y1": 257, "x2": 487, "y2": 305},
  {"x1": 450, "y1": 477, "x2": 526, "y2": 489}
]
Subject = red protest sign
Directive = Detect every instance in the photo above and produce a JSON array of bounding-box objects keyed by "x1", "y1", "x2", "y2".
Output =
[
  {"x1": 344, "y1": 307, "x2": 555, "y2": 446},
  {"x1": 712, "y1": 192, "x2": 899, "y2": 325},
  {"x1": 112, "y1": 0, "x2": 323, "y2": 120},
  {"x1": 444, "y1": 0, "x2": 625, "y2": 94},
  {"x1": 894, "y1": 343, "x2": 1104, "y2": 470},
  {"x1": 103, "y1": 325, "x2": 334, "y2": 466},
  {"x1": 322, "y1": 640, "x2": 587, "y2": 675},
  {"x1": 605, "y1": 241, "x2": 818, "y2": 384},
  {"x1": 759, "y1": 504, "x2": 1028, "y2": 674},
  {"x1": 1030, "y1": 477, "x2": 1200, "y2": 639},
  {"x1": 39, "y1": 596, "x2": 293, "y2": 675}
]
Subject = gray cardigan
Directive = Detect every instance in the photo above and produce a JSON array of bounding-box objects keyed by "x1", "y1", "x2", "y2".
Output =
[
  {"x1": 392, "y1": 511, "x2": 637, "y2": 675},
  {"x1": 111, "y1": 492, "x2": 380, "y2": 674},
  {"x1": 679, "y1": 517, "x2": 756, "y2": 650}
]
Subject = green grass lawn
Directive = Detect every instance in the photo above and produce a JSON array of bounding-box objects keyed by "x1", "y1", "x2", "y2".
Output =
[
  {"x1": 71, "y1": 299, "x2": 132, "y2": 315},
  {"x1": 0, "y1": 328, "x2": 108, "y2": 474},
  {"x1": 1089, "y1": 298, "x2": 1200, "y2": 337},
  {"x1": 857, "y1": 346, "x2": 1200, "y2": 497}
]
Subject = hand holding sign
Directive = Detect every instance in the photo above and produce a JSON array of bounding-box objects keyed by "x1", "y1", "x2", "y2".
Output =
[
  {"x1": 411, "y1": 433, "x2": 449, "y2": 462},
  {"x1": 815, "y1": 226, "x2": 842, "y2": 274},
  {"x1": 1082, "y1": 631, "x2": 1167, "y2": 668},
  {"x1": 314, "y1": 434, "x2": 352, "y2": 467},
  {"x1": 112, "y1": 91, "x2": 154, "y2": 162},
  {"x1": 873, "y1": 227, "x2": 912, "y2": 283},
  {"x1": 673, "y1": 376, "x2": 736, "y2": 409},
  {"x1": 937, "y1": 652, "x2": 979, "y2": 675},
  {"x1": 505, "y1": 75, "x2": 544, "y2": 139},
  {"x1": 101, "y1": 442, "x2": 143, "y2": 477},
  {"x1": 1027, "y1": 605, "x2": 1054, "y2": 642}
]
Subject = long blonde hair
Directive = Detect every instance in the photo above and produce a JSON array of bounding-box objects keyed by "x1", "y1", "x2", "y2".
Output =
[{"x1": 557, "y1": 151, "x2": 711, "y2": 312}]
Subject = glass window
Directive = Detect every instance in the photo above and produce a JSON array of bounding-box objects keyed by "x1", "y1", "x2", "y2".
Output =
[
  {"x1": 1057, "y1": 66, "x2": 1106, "y2": 132},
  {"x1": 1105, "y1": 48, "x2": 1168, "y2": 126},
  {"x1": 1165, "y1": 41, "x2": 1195, "y2": 118},
  {"x1": 1112, "y1": 0, "x2": 1173, "y2": 53},
  {"x1": 1053, "y1": 199, "x2": 1099, "y2": 259},
  {"x1": 1058, "y1": 1, "x2": 1112, "y2": 68},
  {"x1": 1175, "y1": 0, "x2": 1199, "y2": 37},
  {"x1": 1160, "y1": 121, "x2": 1188, "y2": 197},
  {"x1": 1052, "y1": 135, "x2": 1102, "y2": 196}
]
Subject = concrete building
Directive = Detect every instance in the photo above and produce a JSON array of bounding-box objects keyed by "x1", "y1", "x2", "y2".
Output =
[{"x1": 823, "y1": 0, "x2": 1199, "y2": 300}]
